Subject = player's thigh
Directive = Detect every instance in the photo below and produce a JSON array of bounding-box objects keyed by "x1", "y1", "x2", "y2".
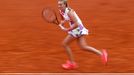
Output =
[
  {"x1": 63, "y1": 34, "x2": 75, "y2": 45},
  {"x1": 77, "y1": 35, "x2": 88, "y2": 48}
]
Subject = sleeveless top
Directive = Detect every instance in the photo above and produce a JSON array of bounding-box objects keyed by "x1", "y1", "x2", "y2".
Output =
[{"x1": 59, "y1": 8, "x2": 86, "y2": 30}]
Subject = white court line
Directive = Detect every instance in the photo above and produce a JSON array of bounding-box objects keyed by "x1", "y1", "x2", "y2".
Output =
[{"x1": 0, "y1": 73, "x2": 134, "y2": 75}]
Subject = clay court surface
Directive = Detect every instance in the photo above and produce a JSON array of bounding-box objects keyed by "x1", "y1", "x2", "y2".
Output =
[{"x1": 0, "y1": 0, "x2": 134, "y2": 73}]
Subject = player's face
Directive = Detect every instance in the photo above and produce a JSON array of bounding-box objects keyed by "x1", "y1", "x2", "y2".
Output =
[{"x1": 58, "y1": 1, "x2": 66, "y2": 11}]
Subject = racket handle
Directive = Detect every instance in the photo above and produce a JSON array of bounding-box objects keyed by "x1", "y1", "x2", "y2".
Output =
[{"x1": 59, "y1": 24, "x2": 65, "y2": 29}]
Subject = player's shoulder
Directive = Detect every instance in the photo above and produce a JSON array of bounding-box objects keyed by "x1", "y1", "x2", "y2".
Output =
[
  {"x1": 67, "y1": 7, "x2": 75, "y2": 14},
  {"x1": 67, "y1": 7, "x2": 74, "y2": 11}
]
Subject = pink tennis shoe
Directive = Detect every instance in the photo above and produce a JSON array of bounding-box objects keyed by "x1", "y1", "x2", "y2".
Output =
[
  {"x1": 62, "y1": 60, "x2": 78, "y2": 70},
  {"x1": 62, "y1": 49, "x2": 108, "y2": 70},
  {"x1": 101, "y1": 49, "x2": 108, "y2": 65}
]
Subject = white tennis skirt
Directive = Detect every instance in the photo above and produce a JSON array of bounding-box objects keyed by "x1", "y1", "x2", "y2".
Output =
[{"x1": 68, "y1": 27, "x2": 89, "y2": 38}]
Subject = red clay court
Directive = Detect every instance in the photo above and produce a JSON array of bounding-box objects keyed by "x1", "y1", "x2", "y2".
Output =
[{"x1": 0, "y1": 0, "x2": 134, "y2": 73}]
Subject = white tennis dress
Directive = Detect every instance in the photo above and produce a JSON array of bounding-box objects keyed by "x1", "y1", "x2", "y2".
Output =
[{"x1": 60, "y1": 8, "x2": 88, "y2": 37}]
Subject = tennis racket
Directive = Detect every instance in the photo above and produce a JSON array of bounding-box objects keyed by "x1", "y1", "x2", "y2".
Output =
[{"x1": 42, "y1": 7, "x2": 59, "y2": 25}]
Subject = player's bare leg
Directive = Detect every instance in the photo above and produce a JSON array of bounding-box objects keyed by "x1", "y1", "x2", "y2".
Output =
[
  {"x1": 77, "y1": 35, "x2": 108, "y2": 64},
  {"x1": 77, "y1": 35, "x2": 102, "y2": 55},
  {"x1": 62, "y1": 34, "x2": 75, "y2": 63},
  {"x1": 62, "y1": 34, "x2": 78, "y2": 69}
]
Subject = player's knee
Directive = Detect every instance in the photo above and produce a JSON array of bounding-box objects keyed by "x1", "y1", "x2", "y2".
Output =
[
  {"x1": 80, "y1": 45, "x2": 88, "y2": 50},
  {"x1": 62, "y1": 41, "x2": 68, "y2": 47}
]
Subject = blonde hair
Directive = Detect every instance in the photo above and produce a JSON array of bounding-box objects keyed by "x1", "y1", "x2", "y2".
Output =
[
  {"x1": 58, "y1": 0, "x2": 67, "y2": 2},
  {"x1": 58, "y1": 0, "x2": 68, "y2": 7}
]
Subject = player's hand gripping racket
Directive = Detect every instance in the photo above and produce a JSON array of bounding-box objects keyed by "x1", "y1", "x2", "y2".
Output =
[{"x1": 42, "y1": 7, "x2": 65, "y2": 29}]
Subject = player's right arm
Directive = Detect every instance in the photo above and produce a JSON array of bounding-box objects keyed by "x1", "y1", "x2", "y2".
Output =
[{"x1": 59, "y1": 13, "x2": 66, "y2": 29}]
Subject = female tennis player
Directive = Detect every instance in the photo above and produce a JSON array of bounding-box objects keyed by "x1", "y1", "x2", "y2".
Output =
[{"x1": 58, "y1": 0, "x2": 108, "y2": 69}]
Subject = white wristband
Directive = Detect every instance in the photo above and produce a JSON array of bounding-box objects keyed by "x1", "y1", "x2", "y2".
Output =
[{"x1": 59, "y1": 24, "x2": 65, "y2": 29}]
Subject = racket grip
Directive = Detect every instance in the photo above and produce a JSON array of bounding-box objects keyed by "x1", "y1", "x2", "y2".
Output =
[{"x1": 59, "y1": 24, "x2": 65, "y2": 29}]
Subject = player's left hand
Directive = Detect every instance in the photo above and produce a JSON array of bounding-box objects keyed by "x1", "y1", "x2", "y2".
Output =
[{"x1": 61, "y1": 28, "x2": 68, "y2": 32}]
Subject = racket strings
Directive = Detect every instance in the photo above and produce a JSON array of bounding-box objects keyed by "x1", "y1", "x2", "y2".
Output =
[{"x1": 42, "y1": 7, "x2": 59, "y2": 25}]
